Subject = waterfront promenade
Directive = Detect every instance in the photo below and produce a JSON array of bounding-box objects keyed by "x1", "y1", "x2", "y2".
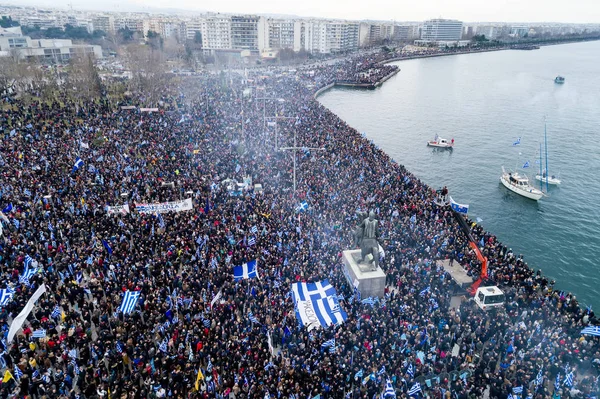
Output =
[{"x1": 0, "y1": 47, "x2": 598, "y2": 399}]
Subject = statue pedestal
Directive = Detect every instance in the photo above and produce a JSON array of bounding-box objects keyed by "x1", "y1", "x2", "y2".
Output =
[{"x1": 341, "y1": 250, "x2": 386, "y2": 298}]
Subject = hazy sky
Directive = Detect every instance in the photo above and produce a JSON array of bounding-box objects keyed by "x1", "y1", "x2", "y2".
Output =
[{"x1": 9, "y1": 0, "x2": 600, "y2": 23}]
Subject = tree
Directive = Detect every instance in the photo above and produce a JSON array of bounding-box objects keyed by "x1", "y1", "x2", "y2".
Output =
[
  {"x1": 65, "y1": 54, "x2": 103, "y2": 102},
  {"x1": 122, "y1": 44, "x2": 171, "y2": 106},
  {"x1": 0, "y1": 16, "x2": 19, "y2": 28},
  {"x1": 146, "y1": 30, "x2": 163, "y2": 50},
  {"x1": 118, "y1": 28, "x2": 135, "y2": 42},
  {"x1": 194, "y1": 31, "x2": 202, "y2": 46}
]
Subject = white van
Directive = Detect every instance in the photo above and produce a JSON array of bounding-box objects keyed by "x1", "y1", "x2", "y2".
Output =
[{"x1": 474, "y1": 286, "x2": 505, "y2": 311}]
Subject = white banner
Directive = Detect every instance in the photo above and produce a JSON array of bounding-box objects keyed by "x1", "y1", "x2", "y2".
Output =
[
  {"x1": 135, "y1": 198, "x2": 193, "y2": 214},
  {"x1": 210, "y1": 290, "x2": 222, "y2": 310},
  {"x1": 8, "y1": 284, "x2": 46, "y2": 343},
  {"x1": 107, "y1": 204, "x2": 130, "y2": 216},
  {"x1": 120, "y1": 106, "x2": 136, "y2": 110},
  {"x1": 296, "y1": 300, "x2": 322, "y2": 331},
  {"x1": 140, "y1": 108, "x2": 159, "y2": 112}
]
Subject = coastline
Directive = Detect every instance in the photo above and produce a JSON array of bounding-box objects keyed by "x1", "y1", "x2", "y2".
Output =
[{"x1": 314, "y1": 38, "x2": 600, "y2": 99}]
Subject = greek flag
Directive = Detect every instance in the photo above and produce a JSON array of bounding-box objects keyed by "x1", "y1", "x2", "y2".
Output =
[
  {"x1": 555, "y1": 373, "x2": 561, "y2": 390},
  {"x1": 207, "y1": 359, "x2": 213, "y2": 372},
  {"x1": 377, "y1": 365, "x2": 386, "y2": 376},
  {"x1": 233, "y1": 260, "x2": 259, "y2": 281},
  {"x1": 23, "y1": 188, "x2": 31, "y2": 197},
  {"x1": 159, "y1": 338, "x2": 168, "y2": 353},
  {"x1": 291, "y1": 280, "x2": 347, "y2": 330},
  {"x1": 295, "y1": 201, "x2": 308, "y2": 212},
  {"x1": 72, "y1": 157, "x2": 84, "y2": 173},
  {"x1": 119, "y1": 290, "x2": 141, "y2": 314},
  {"x1": 116, "y1": 341, "x2": 124, "y2": 353},
  {"x1": 51, "y1": 305, "x2": 61, "y2": 318},
  {"x1": 361, "y1": 297, "x2": 375, "y2": 306},
  {"x1": 383, "y1": 378, "x2": 396, "y2": 398},
  {"x1": 513, "y1": 386, "x2": 523, "y2": 394},
  {"x1": 157, "y1": 213, "x2": 165, "y2": 229},
  {"x1": 580, "y1": 326, "x2": 600, "y2": 336},
  {"x1": 407, "y1": 363, "x2": 414, "y2": 378},
  {"x1": 248, "y1": 311, "x2": 260, "y2": 324},
  {"x1": 354, "y1": 370, "x2": 364, "y2": 380},
  {"x1": 24, "y1": 254, "x2": 34, "y2": 269},
  {"x1": 0, "y1": 288, "x2": 15, "y2": 306},
  {"x1": 536, "y1": 369, "x2": 544, "y2": 387},
  {"x1": 14, "y1": 364, "x2": 23, "y2": 380},
  {"x1": 419, "y1": 286, "x2": 430, "y2": 297},
  {"x1": 32, "y1": 329, "x2": 46, "y2": 339},
  {"x1": 321, "y1": 338, "x2": 335, "y2": 352},
  {"x1": 564, "y1": 371, "x2": 574, "y2": 387},
  {"x1": 251, "y1": 225, "x2": 258, "y2": 234},
  {"x1": 408, "y1": 382, "x2": 421, "y2": 396},
  {"x1": 248, "y1": 236, "x2": 256, "y2": 246},
  {"x1": 449, "y1": 196, "x2": 469, "y2": 214}
]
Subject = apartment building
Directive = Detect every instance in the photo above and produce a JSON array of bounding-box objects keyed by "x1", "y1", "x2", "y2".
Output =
[
  {"x1": 231, "y1": 15, "x2": 260, "y2": 51},
  {"x1": 92, "y1": 15, "x2": 115, "y2": 36},
  {"x1": 421, "y1": 19, "x2": 464, "y2": 41}
]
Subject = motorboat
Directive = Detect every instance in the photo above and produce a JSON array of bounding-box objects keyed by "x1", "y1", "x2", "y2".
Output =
[
  {"x1": 500, "y1": 167, "x2": 544, "y2": 201},
  {"x1": 535, "y1": 173, "x2": 561, "y2": 185},
  {"x1": 427, "y1": 136, "x2": 454, "y2": 149},
  {"x1": 554, "y1": 76, "x2": 565, "y2": 84}
]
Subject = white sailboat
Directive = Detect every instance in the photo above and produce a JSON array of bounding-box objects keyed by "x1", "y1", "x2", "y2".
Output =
[{"x1": 535, "y1": 122, "x2": 561, "y2": 185}]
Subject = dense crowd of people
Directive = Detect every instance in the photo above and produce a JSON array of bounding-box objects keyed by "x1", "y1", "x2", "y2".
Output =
[{"x1": 0, "y1": 49, "x2": 599, "y2": 399}]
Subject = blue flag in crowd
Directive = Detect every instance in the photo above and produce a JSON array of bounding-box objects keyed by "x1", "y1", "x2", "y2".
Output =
[
  {"x1": 72, "y1": 157, "x2": 84, "y2": 174},
  {"x1": 119, "y1": 290, "x2": 141, "y2": 314},
  {"x1": 449, "y1": 196, "x2": 469, "y2": 214},
  {"x1": 0, "y1": 288, "x2": 15, "y2": 306},
  {"x1": 102, "y1": 239, "x2": 113, "y2": 256},
  {"x1": 290, "y1": 279, "x2": 347, "y2": 329},
  {"x1": 295, "y1": 201, "x2": 308, "y2": 212},
  {"x1": 233, "y1": 260, "x2": 259, "y2": 281},
  {"x1": 383, "y1": 378, "x2": 396, "y2": 398}
]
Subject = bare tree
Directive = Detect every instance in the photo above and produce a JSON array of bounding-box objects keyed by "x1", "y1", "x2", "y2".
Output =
[
  {"x1": 122, "y1": 44, "x2": 171, "y2": 106},
  {"x1": 65, "y1": 53, "x2": 103, "y2": 102}
]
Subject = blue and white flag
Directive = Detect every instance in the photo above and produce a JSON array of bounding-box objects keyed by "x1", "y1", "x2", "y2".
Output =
[
  {"x1": 377, "y1": 365, "x2": 386, "y2": 376},
  {"x1": 580, "y1": 326, "x2": 600, "y2": 336},
  {"x1": 449, "y1": 196, "x2": 469, "y2": 214},
  {"x1": 119, "y1": 290, "x2": 141, "y2": 314},
  {"x1": 72, "y1": 157, "x2": 84, "y2": 173},
  {"x1": 247, "y1": 236, "x2": 256, "y2": 246},
  {"x1": 408, "y1": 382, "x2": 421, "y2": 397},
  {"x1": 291, "y1": 280, "x2": 347, "y2": 330},
  {"x1": 157, "y1": 213, "x2": 165, "y2": 229},
  {"x1": 383, "y1": 378, "x2": 396, "y2": 398},
  {"x1": 250, "y1": 225, "x2": 258, "y2": 234},
  {"x1": 32, "y1": 329, "x2": 46, "y2": 339},
  {"x1": 354, "y1": 370, "x2": 364, "y2": 380},
  {"x1": 535, "y1": 369, "x2": 544, "y2": 387},
  {"x1": 14, "y1": 365, "x2": 23, "y2": 380},
  {"x1": 321, "y1": 338, "x2": 335, "y2": 351},
  {"x1": 159, "y1": 338, "x2": 168, "y2": 353},
  {"x1": 564, "y1": 371, "x2": 574, "y2": 387},
  {"x1": 513, "y1": 137, "x2": 521, "y2": 146},
  {"x1": 51, "y1": 305, "x2": 61, "y2": 318},
  {"x1": 0, "y1": 288, "x2": 15, "y2": 306},
  {"x1": 555, "y1": 373, "x2": 561, "y2": 390},
  {"x1": 407, "y1": 363, "x2": 414, "y2": 378},
  {"x1": 248, "y1": 311, "x2": 260, "y2": 324},
  {"x1": 513, "y1": 386, "x2": 523, "y2": 394},
  {"x1": 295, "y1": 202, "x2": 308, "y2": 212},
  {"x1": 233, "y1": 260, "x2": 259, "y2": 281}
]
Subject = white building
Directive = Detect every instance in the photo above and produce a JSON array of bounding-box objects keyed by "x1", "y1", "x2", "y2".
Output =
[
  {"x1": 200, "y1": 15, "x2": 232, "y2": 51},
  {"x1": 421, "y1": 18, "x2": 463, "y2": 41},
  {"x1": 92, "y1": 15, "x2": 115, "y2": 36},
  {"x1": 0, "y1": 32, "x2": 102, "y2": 62},
  {"x1": 301, "y1": 20, "x2": 358, "y2": 54}
]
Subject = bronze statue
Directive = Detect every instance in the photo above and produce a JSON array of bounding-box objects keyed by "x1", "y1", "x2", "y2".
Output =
[{"x1": 354, "y1": 210, "x2": 380, "y2": 271}]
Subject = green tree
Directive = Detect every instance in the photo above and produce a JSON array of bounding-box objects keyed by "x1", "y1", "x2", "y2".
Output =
[{"x1": 0, "y1": 16, "x2": 19, "y2": 28}]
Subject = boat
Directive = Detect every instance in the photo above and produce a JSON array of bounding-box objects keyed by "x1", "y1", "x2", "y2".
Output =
[
  {"x1": 500, "y1": 167, "x2": 544, "y2": 201},
  {"x1": 554, "y1": 76, "x2": 565, "y2": 84},
  {"x1": 427, "y1": 135, "x2": 454, "y2": 149},
  {"x1": 535, "y1": 121, "x2": 561, "y2": 185}
]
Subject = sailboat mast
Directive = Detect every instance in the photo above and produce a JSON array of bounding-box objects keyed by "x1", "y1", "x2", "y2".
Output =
[
  {"x1": 539, "y1": 142, "x2": 543, "y2": 191},
  {"x1": 545, "y1": 121, "x2": 549, "y2": 192}
]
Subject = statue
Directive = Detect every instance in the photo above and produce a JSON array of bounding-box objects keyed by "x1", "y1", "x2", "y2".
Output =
[{"x1": 354, "y1": 210, "x2": 380, "y2": 271}]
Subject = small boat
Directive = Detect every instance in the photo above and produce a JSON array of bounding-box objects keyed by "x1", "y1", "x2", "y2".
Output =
[
  {"x1": 427, "y1": 135, "x2": 454, "y2": 149},
  {"x1": 554, "y1": 76, "x2": 565, "y2": 84},
  {"x1": 535, "y1": 173, "x2": 561, "y2": 185},
  {"x1": 500, "y1": 167, "x2": 544, "y2": 201}
]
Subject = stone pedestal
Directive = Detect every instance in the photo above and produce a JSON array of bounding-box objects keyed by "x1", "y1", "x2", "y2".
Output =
[{"x1": 341, "y1": 249, "x2": 386, "y2": 298}]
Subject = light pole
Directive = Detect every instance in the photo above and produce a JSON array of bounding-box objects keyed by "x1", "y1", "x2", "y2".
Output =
[
  {"x1": 265, "y1": 116, "x2": 296, "y2": 151},
  {"x1": 256, "y1": 96, "x2": 285, "y2": 133},
  {"x1": 279, "y1": 130, "x2": 326, "y2": 196}
]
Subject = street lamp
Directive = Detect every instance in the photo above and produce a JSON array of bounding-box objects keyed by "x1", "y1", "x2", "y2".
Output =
[
  {"x1": 265, "y1": 116, "x2": 296, "y2": 151},
  {"x1": 279, "y1": 130, "x2": 326, "y2": 195}
]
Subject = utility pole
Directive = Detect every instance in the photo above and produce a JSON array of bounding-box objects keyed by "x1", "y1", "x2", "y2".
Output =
[
  {"x1": 279, "y1": 130, "x2": 325, "y2": 196},
  {"x1": 256, "y1": 96, "x2": 284, "y2": 133},
  {"x1": 265, "y1": 116, "x2": 296, "y2": 151}
]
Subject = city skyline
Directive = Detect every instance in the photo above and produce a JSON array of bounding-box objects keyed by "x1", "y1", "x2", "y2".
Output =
[{"x1": 3, "y1": 0, "x2": 600, "y2": 24}]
